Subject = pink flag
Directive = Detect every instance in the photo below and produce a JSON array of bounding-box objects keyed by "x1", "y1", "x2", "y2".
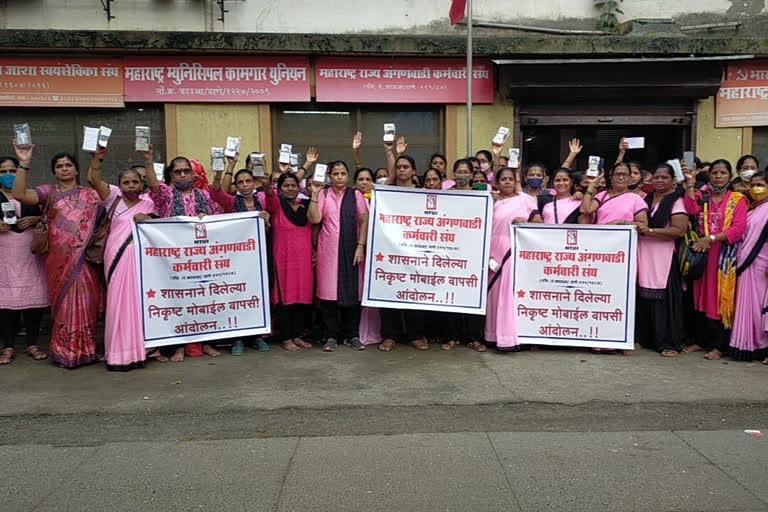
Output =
[{"x1": 449, "y1": 0, "x2": 467, "y2": 25}]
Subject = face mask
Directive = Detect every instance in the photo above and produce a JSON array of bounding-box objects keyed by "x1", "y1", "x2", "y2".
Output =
[
  {"x1": 455, "y1": 175, "x2": 470, "y2": 187},
  {"x1": 173, "y1": 180, "x2": 193, "y2": 191},
  {"x1": 627, "y1": 182, "x2": 640, "y2": 190},
  {"x1": 526, "y1": 177, "x2": 544, "y2": 189},
  {"x1": 376, "y1": 177, "x2": 387, "y2": 184},
  {"x1": 0, "y1": 173, "x2": 15, "y2": 189},
  {"x1": 236, "y1": 190, "x2": 255, "y2": 198},
  {"x1": 739, "y1": 170, "x2": 757, "y2": 182},
  {"x1": 641, "y1": 183, "x2": 656, "y2": 194},
  {"x1": 750, "y1": 186, "x2": 768, "y2": 202},
  {"x1": 480, "y1": 162, "x2": 490, "y2": 173},
  {"x1": 122, "y1": 190, "x2": 141, "y2": 201}
]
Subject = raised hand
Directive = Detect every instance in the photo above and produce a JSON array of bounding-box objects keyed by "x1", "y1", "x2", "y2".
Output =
[
  {"x1": 396, "y1": 136, "x2": 408, "y2": 155},
  {"x1": 137, "y1": 143, "x2": 154, "y2": 162},
  {"x1": 305, "y1": 146, "x2": 318, "y2": 166},
  {"x1": 91, "y1": 144, "x2": 108, "y2": 162},
  {"x1": 491, "y1": 141, "x2": 504, "y2": 157},
  {"x1": 618, "y1": 137, "x2": 629, "y2": 153},
  {"x1": 681, "y1": 160, "x2": 696, "y2": 186},
  {"x1": 12, "y1": 139, "x2": 34, "y2": 167},
  {"x1": 568, "y1": 138, "x2": 583, "y2": 155},
  {"x1": 352, "y1": 131, "x2": 362, "y2": 150},
  {"x1": 309, "y1": 181, "x2": 325, "y2": 194}
]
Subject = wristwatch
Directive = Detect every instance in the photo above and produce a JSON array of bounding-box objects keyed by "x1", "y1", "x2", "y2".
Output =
[{"x1": 709, "y1": 235, "x2": 716, "y2": 242}]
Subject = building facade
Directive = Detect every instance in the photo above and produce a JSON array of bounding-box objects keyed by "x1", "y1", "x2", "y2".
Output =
[{"x1": 1, "y1": 0, "x2": 767, "y2": 183}]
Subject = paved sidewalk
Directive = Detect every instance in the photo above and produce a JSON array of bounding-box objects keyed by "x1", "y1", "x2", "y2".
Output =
[
  {"x1": 1, "y1": 344, "x2": 766, "y2": 417},
  {"x1": 4, "y1": 430, "x2": 768, "y2": 512}
]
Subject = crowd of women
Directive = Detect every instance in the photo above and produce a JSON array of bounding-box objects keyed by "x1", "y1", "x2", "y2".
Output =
[{"x1": 1, "y1": 131, "x2": 767, "y2": 370}]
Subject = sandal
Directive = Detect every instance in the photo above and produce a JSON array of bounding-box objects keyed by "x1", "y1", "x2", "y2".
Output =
[
  {"x1": 661, "y1": 349, "x2": 679, "y2": 357},
  {"x1": 410, "y1": 338, "x2": 429, "y2": 351},
  {"x1": 441, "y1": 340, "x2": 459, "y2": 351},
  {"x1": 378, "y1": 339, "x2": 396, "y2": 352},
  {"x1": 0, "y1": 347, "x2": 14, "y2": 365},
  {"x1": 27, "y1": 345, "x2": 47, "y2": 361},
  {"x1": 467, "y1": 341, "x2": 487, "y2": 353}
]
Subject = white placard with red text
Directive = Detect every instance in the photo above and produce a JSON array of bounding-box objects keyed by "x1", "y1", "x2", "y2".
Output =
[
  {"x1": 511, "y1": 224, "x2": 636, "y2": 349},
  {"x1": 132, "y1": 212, "x2": 271, "y2": 348},
  {"x1": 362, "y1": 186, "x2": 492, "y2": 314}
]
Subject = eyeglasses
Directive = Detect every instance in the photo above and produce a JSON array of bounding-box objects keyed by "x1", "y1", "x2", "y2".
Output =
[
  {"x1": 0, "y1": 168, "x2": 17, "y2": 175},
  {"x1": 172, "y1": 168, "x2": 193, "y2": 176}
]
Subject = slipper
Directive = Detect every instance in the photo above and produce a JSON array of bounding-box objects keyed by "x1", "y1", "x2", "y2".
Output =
[
  {"x1": 0, "y1": 348, "x2": 14, "y2": 365},
  {"x1": 322, "y1": 338, "x2": 338, "y2": 352},
  {"x1": 26, "y1": 345, "x2": 47, "y2": 361},
  {"x1": 410, "y1": 338, "x2": 429, "y2": 351},
  {"x1": 378, "y1": 339, "x2": 396, "y2": 352},
  {"x1": 441, "y1": 340, "x2": 459, "y2": 351},
  {"x1": 467, "y1": 341, "x2": 487, "y2": 352},
  {"x1": 661, "y1": 349, "x2": 678, "y2": 357}
]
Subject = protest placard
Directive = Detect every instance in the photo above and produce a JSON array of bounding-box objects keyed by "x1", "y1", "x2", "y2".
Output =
[
  {"x1": 362, "y1": 186, "x2": 492, "y2": 314},
  {"x1": 132, "y1": 212, "x2": 271, "y2": 348},
  {"x1": 511, "y1": 224, "x2": 637, "y2": 350}
]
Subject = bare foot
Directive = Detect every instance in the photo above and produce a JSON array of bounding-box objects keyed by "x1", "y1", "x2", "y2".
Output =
[
  {"x1": 705, "y1": 349, "x2": 723, "y2": 360},
  {"x1": 622, "y1": 349, "x2": 632, "y2": 356},
  {"x1": 441, "y1": 340, "x2": 459, "y2": 351},
  {"x1": 410, "y1": 338, "x2": 429, "y2": 351},
  {"x1": 282, "y1": 339, "x2": 300, "y2": 352},
  {"x1": 147, "y1": 350, "x2": 169, "y2": 363},
  {"x1": 683, "y1": 344, "x2": 703, "y2": 353},
  {"x1": 170, "y1": 347, "x2": 185, "y2": 362},
  {"x1": 293, "y1": 338, "x2": 312, "y2": 349},
  {"x1": 202, "y1": 344, "x2": 221, "y2": 357}
]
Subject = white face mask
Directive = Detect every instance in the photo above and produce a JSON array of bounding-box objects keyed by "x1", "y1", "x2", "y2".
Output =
[
  {"x1": 376, "y1": 177, "x2": 387, "y2": 184},
  {"x1": 480, "y1": 162, "x2": 490, "y2": 172},
  {"x1": 740, "y1": 170, "x2": 756, "y2": 182}
]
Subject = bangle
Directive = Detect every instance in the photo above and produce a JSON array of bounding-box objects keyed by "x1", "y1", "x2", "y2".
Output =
[
  {"x1": 684, "y1": 185, "x2": 694, "y2": 190},
  {"x1": 224, "y1": 172, "x2": 233, "y2": 175},
  {"x1": 18, "y1": 164, "x2": 29, "y2": 171},
  {"x1": 299, "y1": 167, "x2": 307, "y2": 173},
  {"x1": 310, "y1": 199, "x2": 318, "y2": 204},
  {"x1": 584, "y1": 189, "x2": 593, "y2": 196},
  {"x1": 357, "y1": 243, "x2": 365, "y2": 248}
]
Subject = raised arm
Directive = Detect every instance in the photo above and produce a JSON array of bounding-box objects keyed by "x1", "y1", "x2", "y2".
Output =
[
  {"x1": 491, "y1": 141, "x2": 504, "y2": 173},
  {"x1": 297, "y1": 146, "x2": 318, "y2": 182},
  {"x1": 139, "y1": 144, "x2": 159, "y2": 193},
  {"x1": 384, "y1": 142, "x2": 396, "y2": 185},
  {"x1": 214, "y1": 154, "x2": 237, "y2": 192},
  {"x1": 352, "y1": 131, "x2": 362, "y2": 171},
  {"x1": 579, "y1": 176, "x2": 600, "y2": 215},
  {"x1": 561, "y1": 138, "x2": 582, "y2": 170},
  {"x1": 308, "y1": 181, "x2": 324, "y2": 224},
  {"x1": 10, "y1": 139, "x2": 40, "y2": 205},
  {"x1": 615, "y1": 137, "x2": 628, "y2": 165},
  {"x1": 86, "y1": 145, "x2": 111, "y2": 201}
]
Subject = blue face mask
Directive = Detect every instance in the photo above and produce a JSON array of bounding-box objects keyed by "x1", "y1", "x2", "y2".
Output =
[
  {"x1": 526, "y1": 177, "x2": 544, "y2": 189},
  {"x1": 0, "y1": 173, "x2": 15, "y2": 189}
]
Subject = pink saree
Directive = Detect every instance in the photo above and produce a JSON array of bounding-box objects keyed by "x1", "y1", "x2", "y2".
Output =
[
  {"x1": 35, "y1": 185, "x2": 103, "y2": 368},
  {"x1": 103, "y1": 191, "x2": 157, "y2": 369}
]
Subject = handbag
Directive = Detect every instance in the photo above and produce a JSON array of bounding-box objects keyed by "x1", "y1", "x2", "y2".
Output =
[
  {"x1": 677, "y1": 191, "x2": 709, "y2": 282},
  {"x1": 30, "y1": 191, "x2": 54, "y2": 256},
  {"x1": 84, "y1": 197, "x2": 120, "y2": 265}
]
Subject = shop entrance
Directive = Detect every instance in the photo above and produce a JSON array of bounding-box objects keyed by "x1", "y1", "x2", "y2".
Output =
[{"x1": 522, "y1": 124, "x2": 690, "y2": 173}]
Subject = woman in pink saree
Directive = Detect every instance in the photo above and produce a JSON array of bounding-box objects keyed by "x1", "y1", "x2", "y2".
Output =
[
  {"x1": 88, "y1": 148, "x2": 162, "y2": 370},
  {"x1": 730, "y1": 170, "x2": 768, "y2": 362},
  {"x1": 12, "y1": 143, "x2": 102, "y2": 368},
  {"x1": 485, "y1": 167, "x2": 542, "y2": 351}
]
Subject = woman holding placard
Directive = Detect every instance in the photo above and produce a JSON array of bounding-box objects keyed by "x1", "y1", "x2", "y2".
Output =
[
  {"x1": 12, "y1": 143, "x2": 103, "y2": 368},
  {"x1": 541, "y1": 168, "x2": 582, "y2": 225},
  {"x1": 0, "y1": 154, "x2": 47, "y2": 365},
  {"x1": 140, "y1": 145, "x2": 223, "y2": 362},
  {"x1": 87, "y1": 145, "x2": 163, "y2": 370},
  {"x1": 308, "y1": 161, "x2": 369, "y2": 352},
  {"x1": 486, "y1": 167, "x2": 542, "y2": 351},
  {"x1": 634, "y1": 164, "x2": 687, "y2": 357}
]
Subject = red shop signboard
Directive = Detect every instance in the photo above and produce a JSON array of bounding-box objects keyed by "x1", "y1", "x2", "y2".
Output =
[
  {"x1": 315, "y1": 57, "x2": 494, "y2": 103},
  {"x1": 123, "y1": 56, "x2": 311, "y2": 102}
]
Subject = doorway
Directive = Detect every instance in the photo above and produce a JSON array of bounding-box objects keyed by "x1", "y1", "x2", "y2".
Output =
[{"x1": 522, "y1": 125, "x2": 689, "y2": 173}]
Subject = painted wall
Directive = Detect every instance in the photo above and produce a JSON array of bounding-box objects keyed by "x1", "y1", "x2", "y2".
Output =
[
  {"x1": 173, "y1": 103, "x2": 261, "y2": 178},
  {"x1": 2, "y1": 0, "x2": 738, "y2": 33},
  {"x1": 696, "y1": 96, "x2": 744, "y2": 168},
  {"x1": 455, "y1": 95, "x2": 515, "y2": 162}
]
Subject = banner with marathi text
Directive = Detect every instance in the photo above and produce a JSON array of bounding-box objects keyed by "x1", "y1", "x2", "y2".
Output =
[
  {"x1": 132, "y1": 212, "x2": 271, "y2": 348},
  {"x1": 362, "y1": 186, "x2": 492, "y2": 314},
  {"x1": 511, "y1": 224, "x2": 637, "y2": 350}
]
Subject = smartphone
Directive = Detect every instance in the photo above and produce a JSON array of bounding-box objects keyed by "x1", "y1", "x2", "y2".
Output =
[{"x1": 587, "y1": 155, "x2": 601, "y2": 178}]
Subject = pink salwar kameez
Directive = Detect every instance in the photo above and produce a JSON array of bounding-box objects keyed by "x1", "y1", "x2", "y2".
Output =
[
  {"x1": 103, "y1": 188, "x2": 157, "y2": 370},
  {"x1": 730, "y1": 201, "x2": 768, "y2": 360},
  {"x1": 485, "y1": 194, "x2": 538, "y2": 348}
]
